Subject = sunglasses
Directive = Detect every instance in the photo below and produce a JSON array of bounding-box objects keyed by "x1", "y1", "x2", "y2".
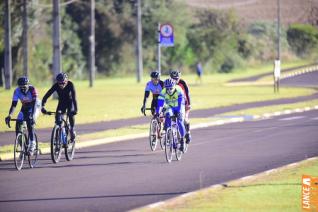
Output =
[{"x1": 58, "y1": 82, "x2": 66, "y2": 85}]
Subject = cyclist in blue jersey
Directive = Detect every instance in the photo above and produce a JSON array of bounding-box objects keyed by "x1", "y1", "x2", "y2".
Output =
[
  {"x1": 155, "y1": 78, "x2": 186, "y2": 151},
  {"x1": 5, "y1": 76, "x2": 41, "y2": 154},
  {"x1": 141, "y1": 71, "x2": 164, "y2": 116}
]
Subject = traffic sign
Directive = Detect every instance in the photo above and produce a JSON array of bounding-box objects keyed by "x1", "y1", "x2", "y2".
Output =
[{"x1": 159, "y1": 23, "x2": 174, "y2": 47}]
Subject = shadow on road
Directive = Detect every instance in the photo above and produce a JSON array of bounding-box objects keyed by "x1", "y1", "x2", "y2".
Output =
[{"x1": 0, "y1": 191, "x2": 186, "y2": 203}]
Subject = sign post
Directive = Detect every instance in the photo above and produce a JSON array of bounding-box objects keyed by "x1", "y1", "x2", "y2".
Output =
[{"x1": 274, "y1": 59, "x2": 281, "y2": 93}]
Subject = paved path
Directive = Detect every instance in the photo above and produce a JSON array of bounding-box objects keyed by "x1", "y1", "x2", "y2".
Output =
[{"x1": 0, "y1": 109, "x2": 317, "y2": 211}]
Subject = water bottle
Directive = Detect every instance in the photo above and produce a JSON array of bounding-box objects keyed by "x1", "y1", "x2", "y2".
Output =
[{"x1": 62, "y1": 128, "x2": 67, "y2": 145}]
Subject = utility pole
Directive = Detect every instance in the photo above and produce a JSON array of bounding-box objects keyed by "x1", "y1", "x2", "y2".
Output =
[
  {"x1": 4, "y1": 0, "x2": 12, "y2": 90},
  {"x1": 52, "y1": 0, "x2": 61, "y2": 81},
  {"x1": 157, "y1": 23, "x2": 161, "y2": 73},
  {"x1": 89, "y1": 0, "x2": 95, "y2": 87},
  {"x1": 22, "y1": 0, "x2": 29, "y2": 77},
  {"x1": 136, "y1": 0, "x2": 143, "y2": 83},
  {"x1": 274, "y1": 0, "x2": 281, "y2": 93}
]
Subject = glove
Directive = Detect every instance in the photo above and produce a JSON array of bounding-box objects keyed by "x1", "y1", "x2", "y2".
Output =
[
  {"x1": 153, "y1": 113, "x2": 159, "y2": 118},
  {"x1": 174, "y1": 111, "x2": 182, "y2": 119},
  {"x1": 5, "y1": 115, "x2": 11, "y2": 126},
  {"x1": 141, "y1": 105, "x2": 146, "y2": 115},
  {"x1": 185, "y1": 105, "x2": 191, "y2": 111},
  {"x1": 41, "y1": 108, "x2": 47, "y2": 114}
]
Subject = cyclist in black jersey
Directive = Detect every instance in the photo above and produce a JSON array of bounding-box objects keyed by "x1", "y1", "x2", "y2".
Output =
[{"x1": 41, "y1": 72, "x2": 78, "y2": 140}]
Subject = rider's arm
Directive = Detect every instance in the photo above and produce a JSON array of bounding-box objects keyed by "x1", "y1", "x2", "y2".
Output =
[
  {"x1": 176, "y1": 92, "x2": 183, "y2": 113},
  {"x1": 180, "y1": 79, "x2": 191, "y2": 105},
  {"x1": 142, "y1": 91, "x2": 150, "y2": 106},
  {"x1": 41, "y1": 84, "x2": 57, "y2": 107},
  {"x1": 29, "y1": 86, "x2": 38, "y2": 115},
  {"x1": 156, "y1": 93, "x2": 165, "y2": 114},
  {"x1": 70, "y1": 82, "x2": 78, "y2": 112},
  {"x1": 8, "y1": 101, "x2": 18, "y2": 117}
]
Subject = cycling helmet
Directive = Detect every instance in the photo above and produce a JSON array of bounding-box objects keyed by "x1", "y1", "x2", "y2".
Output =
[
  {"x1": 164, "y1": 78, "x2": 176, "y2": 89},
  {"x1": 56, "y1": 72, "x2": 68, "y2": 83},
  {"x1": 169, "y1": 69, "x2": 181, "y2": 80},
  {"x1": 150, "y1": 71, "x2": 160, "y2": 79},
  {"x1": 17, "y1": 76, "x2": 29, "y2": 86}
]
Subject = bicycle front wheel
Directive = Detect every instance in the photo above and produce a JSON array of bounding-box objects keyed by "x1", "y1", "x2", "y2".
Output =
[
  {"x1": 65, "y1": 133, "x2": 76, "y2": 161},
  {"x1": 28, "y1": 134, "x2": 39, "y2": 168},
  {"x1": 51, "y1": 126, "x2": 62, "y2": 163},
  {"x1": 14, "y1": 133, "x2": 26, "y2": 170},
  {"x1": 149, "y1": 119, "x2": 158, "y2": 151},
  {"x1": 165, "y1": 128, "x2": 173, "y2": 163}
]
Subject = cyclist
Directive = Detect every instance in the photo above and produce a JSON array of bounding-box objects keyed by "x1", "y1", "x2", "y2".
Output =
[
  {"x1": 141, "y1": 70, "x2": 164, "y2": 116},
  {"x1": 170, "y1": 69, "x2": 191, "y2": 144},
  {"x1": 5, "y1": 76, "x2": 40, "y2": 154},
  {"x1": 155, "y1": 78, "x2": 186, "y2": 151},
  {"x1": 41, "y1": 72, "x2": 78, "y2": 141}
]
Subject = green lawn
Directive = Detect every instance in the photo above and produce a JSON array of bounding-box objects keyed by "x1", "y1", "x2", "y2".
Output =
[
  {"x1": 0, "y1": 59, "x2": 315, "y2": 132},
  {"x1": 135, "y1": 158, "x2": 318, "y2": 212}
]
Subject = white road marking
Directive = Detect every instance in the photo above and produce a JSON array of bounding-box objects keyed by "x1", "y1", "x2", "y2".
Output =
[
  {"x1": 279, "y1": 116, "x2": 305, "y2": 121},
  {"x1": 312, "y1": 117, "x2": 318, "y2": 120}
]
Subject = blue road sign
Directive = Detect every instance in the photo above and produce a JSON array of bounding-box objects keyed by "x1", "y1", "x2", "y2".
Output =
[{"x1": 159, "y1": 23, "x2": 174, "y2": 47}]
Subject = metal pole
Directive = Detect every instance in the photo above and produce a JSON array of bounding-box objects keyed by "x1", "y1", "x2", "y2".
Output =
[
  {"x1": 22, "y1": 0, "x2": 29, "y2": 77},
  {"x1": 157, "y1": 22, "x2": 161, "y2": 74},
  {"x1": 136, "y1": 0, "x2": 143, "y2": 82},
  {"x1": 89, "y1": 0, "x2": 95, "y2": 87},
  {"x1": 4, "y1": 0, "x2": 12, "y2": 90},
  {"x1": 274, "y1": 0, "x2": 281, "y2": 93},
  {"x1": 52, "y1": 0, "x2": 61, "y2": 80}
]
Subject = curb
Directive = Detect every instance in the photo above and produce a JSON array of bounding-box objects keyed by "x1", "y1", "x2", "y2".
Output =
[
  {"x1": 226, "y1": 65, "x2": 318, "y2": 86},
  {"x1": 1, "y1": 105, "x2": 318, "y2": 161},
  {"x1": 131, "y1": 156, "x2": 318, "y2": 211}
]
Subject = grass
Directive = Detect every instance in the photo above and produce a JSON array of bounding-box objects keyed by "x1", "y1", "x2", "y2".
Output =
[
  {"x1": 0, "y1": 59, "x2": 315, "y2": 132},
  {"x1": 136, "y1": 158, "x2": 318, "y2": 212}
]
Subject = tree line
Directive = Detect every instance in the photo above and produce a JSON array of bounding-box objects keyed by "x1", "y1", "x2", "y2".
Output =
[{"x1": 1, "y1": 0, "x2": 318, "y2": 85}]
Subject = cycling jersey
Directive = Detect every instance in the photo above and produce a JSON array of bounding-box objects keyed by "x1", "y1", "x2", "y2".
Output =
[
  {"x1": 42, "y1": 81, "x2": 78, "y2": 112},
  {"x1": 13, "y1": 86, "x2": 38, "y2": 110},
  {"x1": 42, "y1": 81, "x2": 78, "y2": 129},
  {"x1": 145, "y1": 80, "x2": 164, "y2": 98},
  {"x1": 156, "y1": 85, "x2": 185, "y2": 114}
]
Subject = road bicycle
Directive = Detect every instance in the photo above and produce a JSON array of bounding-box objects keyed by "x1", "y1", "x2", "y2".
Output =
[
  {"x1": 7, "y1": 119, "x2": 39, "y2": 170},
  {"x1": 45, "y1": 111, "x2": 76, "y2": 163},
  {"x1": 146, "y1": 108, "x2": 164, "y2": 151},
  {"x1": 164, "y1": 115, "x2": 187, "y2": 163}
]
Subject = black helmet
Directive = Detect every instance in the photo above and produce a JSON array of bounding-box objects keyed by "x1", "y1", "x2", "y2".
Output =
[
  {"x1": 150, "y1": 71, "x2": 160, "y2": 79},
  {"x1": 56, "y1": 72, "x2": 68, "y2": 83},
  {"x1": 169, "y1": 70, "x2": 181, "y2": 80},
  {"x1": 17, "y1": 76, "x2": 29, "y2": 86}
]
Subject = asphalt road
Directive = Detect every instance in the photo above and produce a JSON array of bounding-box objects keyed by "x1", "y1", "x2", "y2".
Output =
[
  {"x1": 0, "y1": 109, "x2": 317, "y2": 212},
  {"x1": 1, "y1": 71, "x2": 318, "y2": 146}
]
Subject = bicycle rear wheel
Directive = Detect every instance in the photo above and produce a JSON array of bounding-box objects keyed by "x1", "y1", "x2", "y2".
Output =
[
  {"x1": 51, "y1": 126, "x2": 62, "y2": 163},
  {"x1": 28, "y1": 134, "x2": 39, "y2": 168},
  {"x1": 149, "y1": 119, "x2": 158, "y2": 151},
  {"x1": 165, "y1": 128, "x2": 173, "y2": 163},
  {"x1": 14, "y1": 133, "x2": 26, "y2": 170},
  {"x1": 65, "y1": 132, "x2": 76, "y2": 161}
]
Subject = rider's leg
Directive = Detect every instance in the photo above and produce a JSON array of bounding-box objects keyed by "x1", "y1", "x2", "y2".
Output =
[
  {"x1": 68, "y1": 104, "x2": 76, "y2": 140},
  {"x1": 24, "y1": 111, "x2": 36, "y2": 153},
  {"x1": 15, "y1": 112, "x2": 24, "y2": 136},
  {"x1": 184, "y1": 109, "x2": 191, "y2": 144},
  {"x1": 177, "y1": 112, "x2": 186, "y2": 151}
]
